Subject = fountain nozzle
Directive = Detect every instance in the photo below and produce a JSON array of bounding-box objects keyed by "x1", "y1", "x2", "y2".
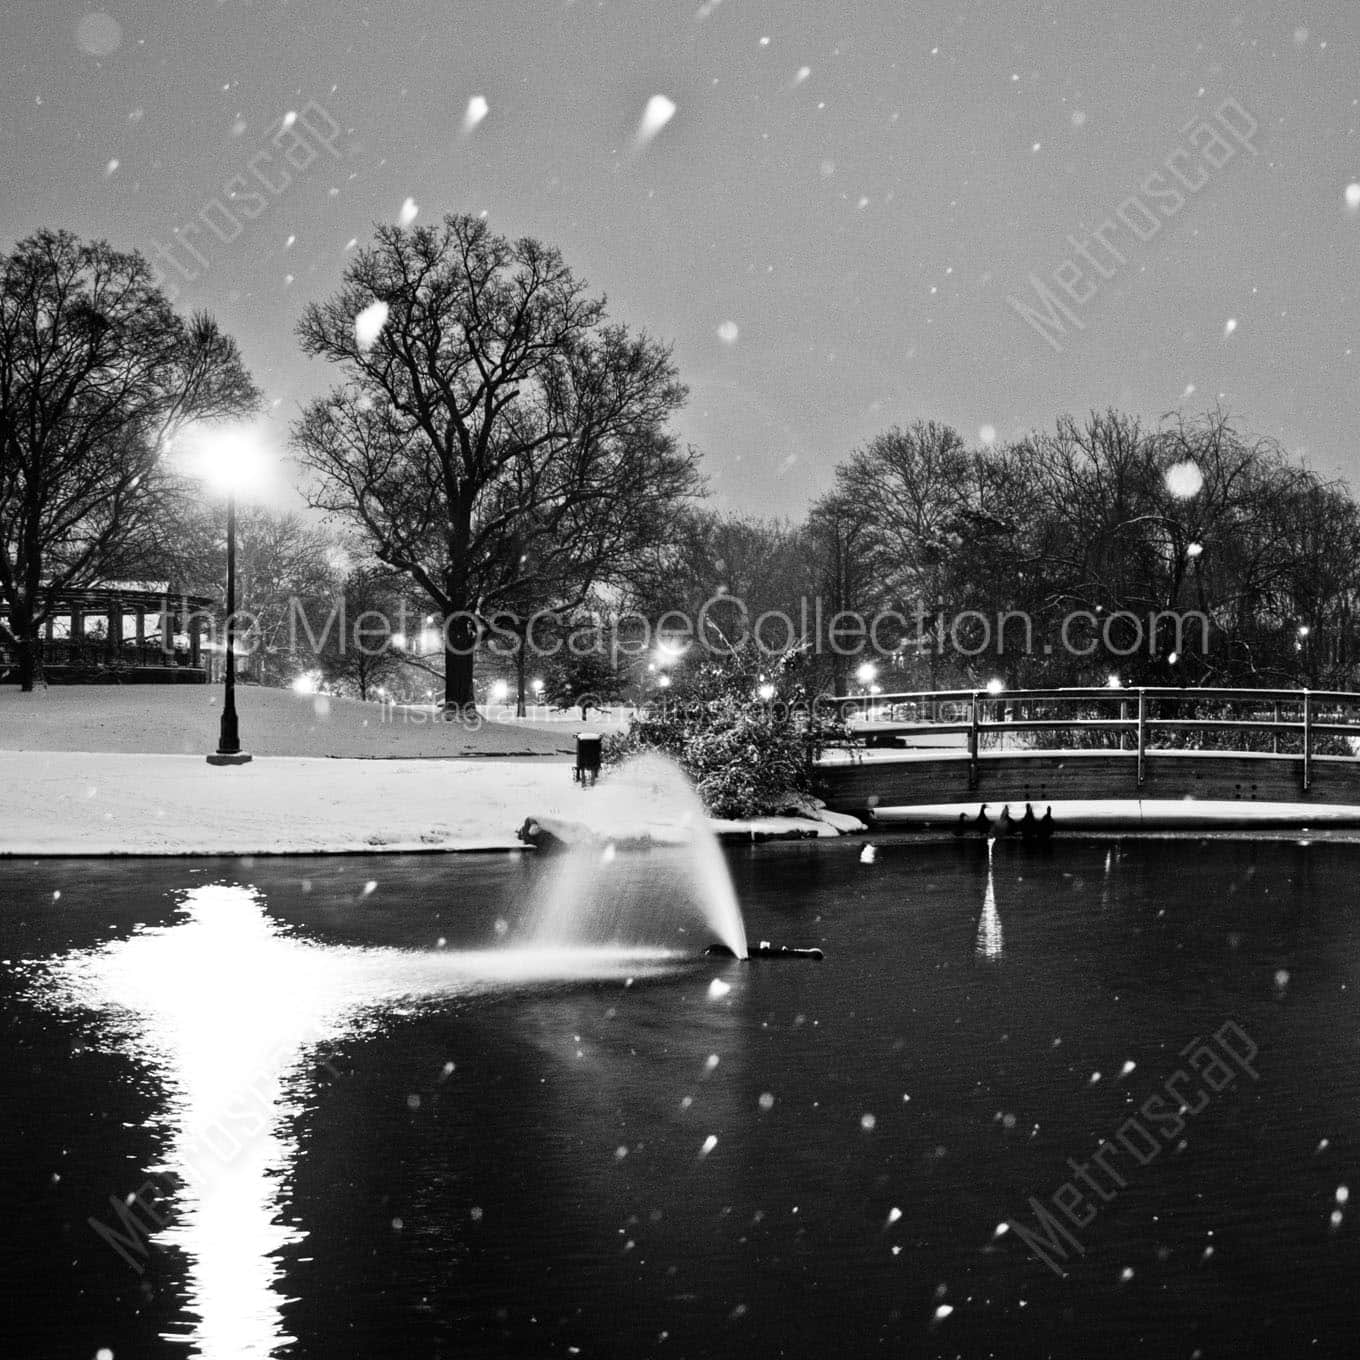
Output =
[{"x1": 705, "y1": 942, "x2": 824, "y2": 961}]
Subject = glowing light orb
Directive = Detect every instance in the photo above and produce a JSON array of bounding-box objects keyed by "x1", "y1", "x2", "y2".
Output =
[{"x1": 1164, "y1": 460, "x2": 1204, "y2": 498}]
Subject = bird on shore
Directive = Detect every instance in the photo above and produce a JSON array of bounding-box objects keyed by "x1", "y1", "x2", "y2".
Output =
[
  {"x1": 972, "y1": 804, "x2": 992, "y2": 835},
  {"x1": 1019, "y1": 804, "x2": 1038, "y2": 841},
  {"x1": 1037, "y1": 806, "x2": 1055, "y2": 842},
  {"x1": 995, "y1": 805, "x2": 1015, "y2": 838},
  {"x1": 952, "y1": 813, "x2": 969, "y2": 837}
]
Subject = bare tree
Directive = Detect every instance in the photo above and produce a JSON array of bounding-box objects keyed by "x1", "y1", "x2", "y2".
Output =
[
  {"x1": 293, "y1": 213, "x2": 699, "y2": 712},
  {"x1": 0, "y1": 229, "x2": 257, "y2": 688}
]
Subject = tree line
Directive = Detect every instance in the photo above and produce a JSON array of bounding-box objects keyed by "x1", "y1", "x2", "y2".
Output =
[{"x1": 3, "y1": 219, "x2": 1356, "y2": 705}]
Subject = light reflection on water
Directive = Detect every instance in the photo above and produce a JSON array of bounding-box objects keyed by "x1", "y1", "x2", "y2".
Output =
[
  {"x1": 975, "y1": 840, "x2": 1004, "y2": 961},
  {"x1": 23, "y1": 882, "x2": 686, "y2": 1359}
]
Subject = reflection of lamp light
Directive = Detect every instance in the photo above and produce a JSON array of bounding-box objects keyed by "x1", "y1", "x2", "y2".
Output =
[
  {"x1": 1106, "y1": 674, "x2": 1121, "y2": 688},
  {"x1": 757, "y1": 682, "x2": 775, "y2": 701},
  {"x1": 491, "y1": 679, "x2": 509, "y2": 703},
  {"x1": 291, "y1": 672, "x2": 319, "y2": 696},
  {"x1": 658, "y1": 674, "x2": 672, "y2": 688},
  {"x1": 532, "y1": 678, "x2": 544, "y2": 696},
  {"x1": 29, "y1": 884, "x2": 687, "y2": 1358}
]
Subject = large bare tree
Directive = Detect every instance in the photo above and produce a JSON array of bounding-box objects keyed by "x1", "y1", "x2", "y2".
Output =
[
  {"x1": 0, "y1": 229, "x2": 258, "y2": 689},
  {"x1": 293, "y1": 213, "x2": 699, "y2": 712}
]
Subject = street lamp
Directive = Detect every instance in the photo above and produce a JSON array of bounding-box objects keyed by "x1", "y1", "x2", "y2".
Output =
[{"x1": 187, "y1": 424, "x2": 271, "y2": 767}]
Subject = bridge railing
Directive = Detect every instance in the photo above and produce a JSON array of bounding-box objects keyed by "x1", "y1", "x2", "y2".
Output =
[{"x1": 819, "y1": 687, "x2": 1360, "y2": 792}]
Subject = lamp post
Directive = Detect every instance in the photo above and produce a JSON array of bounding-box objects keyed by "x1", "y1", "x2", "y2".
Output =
[
  {"x1": 187, "y1": 422, "x2": 267, "y2": 767},
  {"x1": 207, "y1": 490, "x2": 252, "y2": 765}
]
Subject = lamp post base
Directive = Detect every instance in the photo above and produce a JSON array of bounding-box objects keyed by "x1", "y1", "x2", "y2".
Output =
[{"x1": 206, "y1": 751, "x2": 254, "y2": 765}]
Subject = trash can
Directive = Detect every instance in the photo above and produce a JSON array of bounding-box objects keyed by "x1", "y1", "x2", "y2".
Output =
[{"x1": 574, "y1": 732, "x2": 602, "y2": 786}]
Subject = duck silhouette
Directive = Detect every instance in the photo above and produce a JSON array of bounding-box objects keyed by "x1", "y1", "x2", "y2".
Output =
[
  {"x1": 1037, "y1": 806, "x2": 1055, "y2": 842},
  {"x1": 995, "y1": 805, "x2": 1015, "y2": 838},
  {"x1": 972, "y1": 804, "x2": 992, "y2": 835},
  {"x1": 1019, "y1": 803, "x2": 1038, "y2": 841}
]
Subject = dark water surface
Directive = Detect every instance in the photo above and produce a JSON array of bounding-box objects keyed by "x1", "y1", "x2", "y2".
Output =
[{"x1": 4, "y1": 837, "x2": 1360, "y2": 1359}]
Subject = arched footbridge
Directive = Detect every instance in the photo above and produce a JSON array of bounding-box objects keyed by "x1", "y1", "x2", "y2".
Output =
[{"x1": 812, "y1": 687, "x2": 1360, "y2": 829}]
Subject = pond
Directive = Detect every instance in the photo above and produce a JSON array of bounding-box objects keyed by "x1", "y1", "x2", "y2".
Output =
[{"x1": 3, "y1": 836, "x2": 1359, "y2": 1358}]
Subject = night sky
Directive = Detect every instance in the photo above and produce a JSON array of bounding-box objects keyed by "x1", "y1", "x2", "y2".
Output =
[{"x1": 2, "y1": 0, "x2": 1358, "y2": 516}]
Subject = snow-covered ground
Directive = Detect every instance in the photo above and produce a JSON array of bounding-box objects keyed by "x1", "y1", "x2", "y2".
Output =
[
  {"x1": 872, "y1": 799, "x2": 1360, "y2": 829},
  {"x1": 0, "y1": 752, "x2": 563, "y2": 855},
  {"x1": 0, "y1": 751, "x2": 859, "y2": 857},
  {"x1": 0, "y1": 685, "x2": 577, "y2": 757}
]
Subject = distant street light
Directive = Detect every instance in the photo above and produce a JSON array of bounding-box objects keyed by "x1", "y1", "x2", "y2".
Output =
[
  {"x1": 757, "y1": 682, "x2": 776, "y2": 701},
  {"x1": 1106, "y1": 674, "x2": 1122, "y2": 689},
  {"x1": 491, "y1": 679, "x2": 509, "y2": 704},
  {"x1": 856, "y1": 661, "x2": 878, "y2": 687},
  {"x1": 985, "y1": 677, "x2": 1005, "y2": 696}
]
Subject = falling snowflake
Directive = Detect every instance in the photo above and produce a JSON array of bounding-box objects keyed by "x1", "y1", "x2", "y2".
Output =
[
  {"x1": 104, "y1": 159, "x2": 119, "y2": 177},
  {"x1": 354, "y1": 300, "x2": 390, "y2": 351},
  {"x1": 716, "y1": 320, "x2": 739, "y2": 344},
  {"x1": 1346, "y1": 183, "x2": 1360, "y2": 212},
  {"x1": 398, "y1": 196, "x2": 419, "y2": 225},
  {"x1": 464, "y1": 95, "x2": 489, "y2": 131},
  {"x1": 76, "y1": 13, "x2": 122, "y2": 57},
  {"x1": 699, "y1": 1134, "x2": 718, "y2": 1157},
  {"x1": 707, "y1": 977, "x2": 731, "y2": 999},
  {"x1": 1223, "y1": 317, "x2": 1238, "y2": 337},
  {"x1": 794, "y1": 66, "x2": 811, "y2": 84},
  {"x1": 637, "y1": 94, "x2": 677, "y2": 145},
  {"x1": 979, "y1": 424, "x2": 997, "y2": 446}
]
